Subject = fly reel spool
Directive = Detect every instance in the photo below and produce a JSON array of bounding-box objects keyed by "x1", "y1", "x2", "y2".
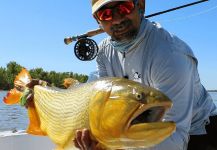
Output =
[{"x1": 74, "y1": 38, "x2": 98, "y2": 61}]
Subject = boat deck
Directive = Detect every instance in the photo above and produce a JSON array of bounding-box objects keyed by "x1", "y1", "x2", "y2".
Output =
[{"x1": 0, "y1": 131, "x2": 55, "y2": 150}]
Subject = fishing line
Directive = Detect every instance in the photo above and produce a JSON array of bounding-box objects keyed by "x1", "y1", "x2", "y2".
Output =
[{"x1": 159, "y1": 5, "x2": 217, "y2": 23}]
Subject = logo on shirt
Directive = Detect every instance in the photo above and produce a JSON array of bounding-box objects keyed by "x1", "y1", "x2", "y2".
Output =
[{"x1": 133, "y1": 72, "x2": 141, "y2": 80}]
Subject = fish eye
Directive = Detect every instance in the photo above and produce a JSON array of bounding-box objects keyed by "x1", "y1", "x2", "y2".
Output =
[{"x1": 135, "y1": 92, "x2": 145, "y2": 101}]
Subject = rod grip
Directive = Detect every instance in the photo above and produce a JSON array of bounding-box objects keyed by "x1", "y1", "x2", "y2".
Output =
[{"x1": 86, "y1": 28, "x2": 104, "y2": 37}]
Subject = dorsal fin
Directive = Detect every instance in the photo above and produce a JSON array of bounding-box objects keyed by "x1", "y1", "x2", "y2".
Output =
[{"x1": 63, "y1": 78, "x2": 80, "y2": 89}]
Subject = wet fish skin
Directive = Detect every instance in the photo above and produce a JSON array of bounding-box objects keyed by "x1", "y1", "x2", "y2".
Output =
[{"x1": 3, "y1": 69, "x2": 176, "y2": 149}]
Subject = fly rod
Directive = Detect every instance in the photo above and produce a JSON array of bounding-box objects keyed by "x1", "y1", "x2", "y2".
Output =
[{"x1": 64, "y1": 0, "x2": 209, "y2": 45}]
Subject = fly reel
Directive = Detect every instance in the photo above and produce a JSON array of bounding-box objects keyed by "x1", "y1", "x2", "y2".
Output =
[
  {"x1": 64, "y1": 28, "x2": 103, "y2": 61},
  {"x1": 74, "y1": 38, "x2": 98, "y2": 61}
]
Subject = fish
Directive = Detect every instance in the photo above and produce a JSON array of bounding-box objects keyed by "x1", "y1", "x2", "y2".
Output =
[
  {"x1": 63, "y1": 78, "x2": 80, "y2": 88},
  {"x1": 3, "y1": 68, "x2": 176, "y2": 150}
]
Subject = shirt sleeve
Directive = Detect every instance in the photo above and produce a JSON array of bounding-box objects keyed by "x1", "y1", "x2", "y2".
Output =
[{"x1": 146, "y1": 50, "x2": 197, "y2": 150}]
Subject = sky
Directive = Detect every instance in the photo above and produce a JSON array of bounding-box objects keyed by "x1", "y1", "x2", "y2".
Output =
[{"x1": 0, "y1": 0, "x2": 217, "y2": 89}]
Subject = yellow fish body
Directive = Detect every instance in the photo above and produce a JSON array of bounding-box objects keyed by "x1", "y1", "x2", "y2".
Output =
[{"x1": 4, "y1": 69, "x2": 176, "y2": 149}]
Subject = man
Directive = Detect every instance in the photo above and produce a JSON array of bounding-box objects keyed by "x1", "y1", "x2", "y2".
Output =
[{"x1": 73, "y1": 0, "x2": 217, "y2": 150}]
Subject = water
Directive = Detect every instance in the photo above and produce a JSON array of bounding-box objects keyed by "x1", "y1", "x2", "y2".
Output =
[
  {"x1": 0, "y1": 91, "x2": 217, "y2": 132},
  {"x1": 0, "y1": 91, "x2": 28, "y2": 132}
]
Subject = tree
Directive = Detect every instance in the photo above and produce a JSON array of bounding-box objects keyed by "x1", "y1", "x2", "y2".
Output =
[
  {"x1": 5, "y1": 61, "x2": 22, "y2": 89},
  {"x1": 0, "y1": 67, "x2": 8, "y2": 90},
  {"x1": 0, "y1": 61, "x2": 88, "y2": 90}
]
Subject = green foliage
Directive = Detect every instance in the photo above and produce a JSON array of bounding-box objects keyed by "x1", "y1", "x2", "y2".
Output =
[
  {"x1": 0, "y1": 67, "x2": 8, "y2": 90},
  {"x1": 0, "y1": 61, "x2": 88, "y2": 90}
]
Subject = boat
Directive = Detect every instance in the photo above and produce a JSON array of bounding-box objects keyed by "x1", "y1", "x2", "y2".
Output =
[{"x1": 0, "y1": 130, "x2": 55, "y2": 150}]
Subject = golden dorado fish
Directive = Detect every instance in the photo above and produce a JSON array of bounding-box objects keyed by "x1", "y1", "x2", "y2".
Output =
[{"x1": 3, "y1": 69, "x2": 176, "y2": 150}]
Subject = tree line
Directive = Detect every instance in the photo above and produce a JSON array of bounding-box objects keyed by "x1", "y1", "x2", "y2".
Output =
[{"x1": 0, "y1": 61, "x2": 88, "y2": 90}]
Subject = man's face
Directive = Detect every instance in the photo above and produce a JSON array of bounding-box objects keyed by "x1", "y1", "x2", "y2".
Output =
[{"x1": 95, "y1": 0, "x2": 144, "y2": 42}]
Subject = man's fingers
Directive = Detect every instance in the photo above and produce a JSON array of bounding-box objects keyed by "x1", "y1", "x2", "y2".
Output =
[
  {"x1": 26, "y1": 92, "x2": 33, "y2": 101},
  {"x1": 74, "y1": 129, "x2": 94, "y2": 150},
  {"x1": 81, "y1": 129, "x2": 91, "y2": 150},
  {"x1": 26, "y1": 79, "x2": 40, "y2": 88},
  {"x1": 26, "y1": 79, "x2": 49, "y2": 88},
  {"x1": 38, "y1": 80, "x2": 49, "y2": 86},
  {"x1": 90, "y1": 140, "x2": 99, "y2": 150},
  {"x1": 75, "y1": 130, "x2": 85, "y2": 150},
  {"x1": 74, "y1": 138, "x2": 80, "y2": 149},
  {"x1": 25, "y1": 92, "x2": 34, "y2": 108}
]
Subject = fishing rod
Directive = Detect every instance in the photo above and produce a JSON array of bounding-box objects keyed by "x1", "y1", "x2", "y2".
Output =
[{"x1": 64, "y1": 0, "x2": 209, "y2": 61}]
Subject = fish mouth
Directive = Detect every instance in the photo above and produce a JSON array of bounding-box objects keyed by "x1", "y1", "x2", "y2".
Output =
[{"x1": 128, "y1": 102, "x2": 171, "y2": 127}]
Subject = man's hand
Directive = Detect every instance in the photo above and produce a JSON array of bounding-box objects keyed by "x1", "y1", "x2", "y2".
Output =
[
  {"x1": 22, "y1": 79, "x2": 48, "y2": 108},
  {"x1": 74, "y1": 129, "x2": 99, "y2": 150},
  {"x1": 26, "y1": 79, "x2": 48, "y2": 88}
]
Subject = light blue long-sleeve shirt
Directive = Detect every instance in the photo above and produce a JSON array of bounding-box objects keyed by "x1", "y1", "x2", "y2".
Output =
[{"x1": 90, "y1": 18, "x2": 217, "y2": 150}]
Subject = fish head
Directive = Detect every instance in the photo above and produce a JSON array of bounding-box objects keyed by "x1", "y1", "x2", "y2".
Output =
[{"x1": 89, "y1": 78, "x2": 176, "y2": 149}]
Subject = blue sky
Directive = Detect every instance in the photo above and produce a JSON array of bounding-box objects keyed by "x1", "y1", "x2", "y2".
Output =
[{"x1": 0, "y1": 0, "x2": 216, "y2": 89}]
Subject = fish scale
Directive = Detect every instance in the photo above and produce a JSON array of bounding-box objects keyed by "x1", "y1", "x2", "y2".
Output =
[
  {"x1": 4, "y1": 69, "x2": 176, "y2": 150},
  {"x1": 33, "y1": 84, "x2": 95, "y2": 147}
]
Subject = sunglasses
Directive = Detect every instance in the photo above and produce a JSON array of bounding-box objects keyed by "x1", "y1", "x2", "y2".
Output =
[{"x1": 96, "y1": 0, "x2": 138, "y2": 21}]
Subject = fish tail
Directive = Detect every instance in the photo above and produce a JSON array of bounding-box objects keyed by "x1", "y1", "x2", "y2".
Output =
[
  {"x1": 3, "y1": 68, "x2": 32, "y2": 105},
  {"x1": 3, "y1": 68, "x2": 46, "y2": 136},
  {"x1": 3, "y1": 88, "x2": 22, "y2": 104}
]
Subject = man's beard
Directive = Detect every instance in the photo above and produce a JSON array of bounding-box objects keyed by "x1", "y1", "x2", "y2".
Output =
[{"x1": 111, "y1": 19, "x2": 139, "y2": 42}]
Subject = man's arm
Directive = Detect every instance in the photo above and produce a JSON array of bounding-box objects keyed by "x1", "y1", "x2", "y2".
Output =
[{"x1": 147, "y1": 49, "x2": 197, "y2": 150}]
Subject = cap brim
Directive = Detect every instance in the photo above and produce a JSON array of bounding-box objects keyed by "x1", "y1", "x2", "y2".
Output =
[{"x1": 92, "y1": 0, "x2": 129, "y2": 14}]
